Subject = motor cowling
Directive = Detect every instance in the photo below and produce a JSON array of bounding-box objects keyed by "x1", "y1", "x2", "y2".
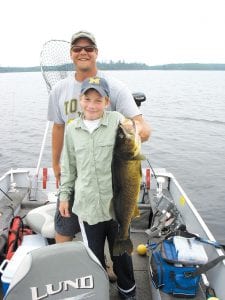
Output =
[{"x1": 132, "y1": 92, "x2": 146, "y2": 107}]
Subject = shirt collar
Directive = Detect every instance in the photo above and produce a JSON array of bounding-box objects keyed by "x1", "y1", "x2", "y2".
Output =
[{"x1": 74, "y1": 111, "x2": 109, "y2": 129}]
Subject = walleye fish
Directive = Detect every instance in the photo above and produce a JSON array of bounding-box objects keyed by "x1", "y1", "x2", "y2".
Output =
[{"x1": 112, "y1": 119, "x2": 145, "y2": 256}]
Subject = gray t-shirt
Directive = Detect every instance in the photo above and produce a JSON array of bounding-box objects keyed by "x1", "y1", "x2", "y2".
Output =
[{"x1": 47, "y1": 71, "x2": 140, "y2": 125}]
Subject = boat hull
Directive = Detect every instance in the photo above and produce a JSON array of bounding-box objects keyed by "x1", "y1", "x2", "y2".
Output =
[{"x1": 0, "y1": 167, "x2": 224, "y2": 299}]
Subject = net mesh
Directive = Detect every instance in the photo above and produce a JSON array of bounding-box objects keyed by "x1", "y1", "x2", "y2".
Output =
[{"x1": 40, "y1": 40, "x2": 74, "y2": 92}]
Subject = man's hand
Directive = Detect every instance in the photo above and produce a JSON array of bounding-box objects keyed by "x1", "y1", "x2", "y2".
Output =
[
  {"x1": 132, "y1": 115, "x2": 151, "y2": 142},
  {"x1": 121, "y1": 118, "x2": 143, "y2": 138},
  {"x1": 59, "y1": 200, "x2": 71, "y2": 217},
  {"x1": 121, "y1": 118, "x2": 135, "y2": 133}
]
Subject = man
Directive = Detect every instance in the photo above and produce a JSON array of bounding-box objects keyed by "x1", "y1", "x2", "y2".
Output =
[{"x1": 47, "y1": 30, "x2": 150, "y2": 294}]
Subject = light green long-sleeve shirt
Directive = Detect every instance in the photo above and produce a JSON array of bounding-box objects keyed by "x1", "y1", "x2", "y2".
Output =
[{"x1": 59, "y1": 111, "x2": 124, "y2": 225}]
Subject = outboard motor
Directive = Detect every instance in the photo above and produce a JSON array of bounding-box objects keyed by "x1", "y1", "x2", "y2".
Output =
[
  {"x1": 4, "y1": 241, "x2": 109, "y2": 300},
  {"x1": 132, "y1": 92, "x2": 146, "y2": 107}
]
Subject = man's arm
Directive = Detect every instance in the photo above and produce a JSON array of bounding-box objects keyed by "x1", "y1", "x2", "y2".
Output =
[
  {"x1": 132, "y1": 115, "x2": 151, "y2": 142},
  {"x1": 52, "y1": 123, "x2": 65, "y2": 182}
]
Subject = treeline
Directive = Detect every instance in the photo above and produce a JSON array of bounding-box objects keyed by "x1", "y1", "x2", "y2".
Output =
[
  {"x1": 97, "y1": 60, "x2": 151, "y2": 70},
  {"x1": 147, "y1": 63, "x2": 225, "y2": 70},
  {"x1": 0, "y1": 61, "x2": 151, "y2": 73},
  {"x1": 1, "y1": 63, "x2": 225, "y2": 73},
  {"x1": 0, "y1": 66, "x2": 41, "y2": 73}
]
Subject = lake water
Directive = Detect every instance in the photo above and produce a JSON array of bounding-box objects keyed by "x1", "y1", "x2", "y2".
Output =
[{"x1": 0, "y1": 70, "x2": 225, "y2": 243}]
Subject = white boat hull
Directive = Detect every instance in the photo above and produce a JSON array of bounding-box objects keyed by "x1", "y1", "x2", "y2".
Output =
[{"x1": 0, "y1": 167, "x2": 225, "y2": 299}]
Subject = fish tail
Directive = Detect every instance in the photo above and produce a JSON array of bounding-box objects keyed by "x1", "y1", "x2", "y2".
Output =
[{"x1": 113, "y1": 238, "x2": 133, "y2": 256}]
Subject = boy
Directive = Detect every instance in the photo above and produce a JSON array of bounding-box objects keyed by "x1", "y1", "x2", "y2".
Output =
[{"x1": 59, "y1": 76, "x2": 136, "y2": 299}]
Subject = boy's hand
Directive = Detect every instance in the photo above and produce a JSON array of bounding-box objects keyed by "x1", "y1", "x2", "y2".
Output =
[{"x1": 59, "y1": 200, "x2": 70, "y2": 217}]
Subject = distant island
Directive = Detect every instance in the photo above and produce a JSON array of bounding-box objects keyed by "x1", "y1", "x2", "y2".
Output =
[{"x1": 1, "y1": 62, "x2": 225, "y2": 72}]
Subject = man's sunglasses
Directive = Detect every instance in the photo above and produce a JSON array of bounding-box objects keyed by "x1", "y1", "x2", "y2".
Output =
[{"x1": 71, "y1": 46, "x2": 96, "y2": 53}]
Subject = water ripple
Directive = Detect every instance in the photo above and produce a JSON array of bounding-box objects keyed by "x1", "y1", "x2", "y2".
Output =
[{"x1": 151, "y1": 115, "x2": 225, "y2": 125}]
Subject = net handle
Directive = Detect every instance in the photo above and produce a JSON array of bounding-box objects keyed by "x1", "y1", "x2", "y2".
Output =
[{"x1": 35, "y1": 40, "x2": 71, "y2": 181}]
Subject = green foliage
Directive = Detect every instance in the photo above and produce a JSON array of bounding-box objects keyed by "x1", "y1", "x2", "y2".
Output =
[
  {"x1": 0, "y1": 61, "x2": 151, "y2": 73},
  {"x1": 147, "y1": 63, "x2": 225, "y2": 70},
  {"x1": 1, "y1": 63, "x2": 225, "y2": 73},
  {"x1": 97, "y1": 60, "x2": 151, "y2": 70}
]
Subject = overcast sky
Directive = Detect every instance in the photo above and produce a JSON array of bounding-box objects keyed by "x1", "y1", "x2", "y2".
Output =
[{"x1": 1, "y1": 0, "x2": 225, "y2": 67}]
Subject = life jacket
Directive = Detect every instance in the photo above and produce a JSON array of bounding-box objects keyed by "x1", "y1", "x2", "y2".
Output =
[{"x1": 5, "y1": 216, "x2": 33, "y2": 260}]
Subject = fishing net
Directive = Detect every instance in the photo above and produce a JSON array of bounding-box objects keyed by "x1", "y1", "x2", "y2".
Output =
[
  {"x1": 40, "y1": 40, "x2": 74, "y2": 92},
  {"x1": 33, "y1": 40, "x2": 74, "y2": 183}
]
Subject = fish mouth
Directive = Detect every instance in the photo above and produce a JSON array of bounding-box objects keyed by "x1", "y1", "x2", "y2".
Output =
[
  {"x1": 119, "y1": 120, "x2": 141, "y2": 147},
  {"x1": 119, "y1": 119, "x2": 136, "y2": 137}
]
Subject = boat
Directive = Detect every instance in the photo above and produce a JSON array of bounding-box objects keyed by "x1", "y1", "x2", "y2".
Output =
[
  {"x1": 0, "y1": 39, "x2": 225, "y2": 300},
  {"x1": 0, "y1": 164, "x2": 225, "y2": 300}
]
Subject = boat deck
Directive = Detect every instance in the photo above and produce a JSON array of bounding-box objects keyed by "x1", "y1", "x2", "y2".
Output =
[
  {"x1": 0, "y1": 233, "x2": 152, "y2": 300},
  {"x1": 0, "y1": 172, "x2": 219, "y2": 299},
  {"x1": 0, "y1": 231, "x2": 207, "y2": 300},
  {"x1": 109, "y1": 231, "x2": 151, "y2": 300},
  {"x1": 109, "y1": 222, "x2": 207, "y2": 300}
]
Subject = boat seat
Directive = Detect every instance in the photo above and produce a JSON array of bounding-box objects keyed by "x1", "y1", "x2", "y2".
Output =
[
  {"x1": 25, "y1": 203, "x2": 56, "y2": 238},
  {"x1": 4, "y1": 241, "x2": 109, "y2": 300}
]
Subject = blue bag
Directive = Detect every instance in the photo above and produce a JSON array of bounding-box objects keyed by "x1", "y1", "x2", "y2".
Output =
[
  {"x1": 150, "y1": 243, "x2": 200, "y2": 298},
  {"x1": 150, "y1": 237, "x2": 225, "y2": 298}
]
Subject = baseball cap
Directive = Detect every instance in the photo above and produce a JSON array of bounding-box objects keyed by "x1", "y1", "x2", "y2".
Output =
[
  {"x1": 81, "y1": 77, "x2": 110, "y2": 97},
  {"x1": 71, "y1": 30, "x2": 97, "y2": 46}
]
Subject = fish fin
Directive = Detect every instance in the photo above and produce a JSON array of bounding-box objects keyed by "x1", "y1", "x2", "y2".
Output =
[
  {"x1": 109, "y1": 200, "x2": 116, "y2": 220},
  {"x1": 132, "y1": 204, "x2": 140, "y2": 218},
  {"x1": 133, "y1": 154, "x2": 146, "y2": 160},
  {"x1": 113, "y1": 238, "x2": 133, "y2": 256}
]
